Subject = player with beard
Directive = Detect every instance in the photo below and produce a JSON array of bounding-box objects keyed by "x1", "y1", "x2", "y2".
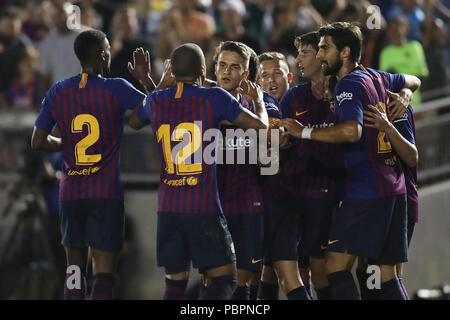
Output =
[{"x1": 279, "y1": 22, "x2": 420, "y2": 300}]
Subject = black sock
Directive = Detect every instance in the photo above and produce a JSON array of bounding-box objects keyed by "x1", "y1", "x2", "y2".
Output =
[
  {"x1": 64, "y1": 269, "x2": 86, "y2": 300},
  {"x1": 231, "y1": 285, "x2": 250, "y2": 300},
  {"x1": 316, "y1": 286, "x2": 331, "y2": 300},
  {"x1": 163, "y1": 278, "x2": 188, "y2": 300},
  {"x1": 398, "y1": 278, "x2": 409, "y2": 300},
  {"x1": 286, "y1": 286, "x2": 311, "y2": 300},
  {"x1": 258, "y1": 281, "x2": 279, "y2": 300},
  {"x1": 327, "y1": 270, "x2": 361, "y2": 300},
  {"x1": 249, "y1": 285, "x2": 259, "y2": 300},
  {"x1": 380, "y1": 277, "x2": 407, "y2": 300},
  {"x1": 90, "y1": 273, "x2": 114, "y2": 300},
  {"x1": 356, "y1": 268, "x2": 372, "y2": 300},
  {"x1": 200, "y1": 275, "x2": 237, "y2": 300}
]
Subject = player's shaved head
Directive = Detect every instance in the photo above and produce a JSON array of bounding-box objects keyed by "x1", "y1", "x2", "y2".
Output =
[
  {"x1": 74, "y1": 29, "x2": 108, "y2": 65},
  {"x1": 170, "y1": 43, "x2": 205, "y2": 79}
]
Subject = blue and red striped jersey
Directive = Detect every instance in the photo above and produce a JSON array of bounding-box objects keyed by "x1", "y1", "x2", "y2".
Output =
[
  {"x1": 217, "y1": 93, "x2": 279, "y2": 214},
  {"x1": 35, "y1": 73, "x2": 146, "y2": 201},
  {"x1": 279, "y1": 82, "x2": 344, "y2": 200},
  {"x1": 136, "y1": 83, "x2": 245, "y2": 214},
  {"x1": 393, "y1": 106, "x2": 418, "y2": 223},
  {"x1": 262, "y1": 83, "x2": 344, "y2": 200},
  {"x1": 335, "y1": 66, "x2": 406, "y2": 199}
]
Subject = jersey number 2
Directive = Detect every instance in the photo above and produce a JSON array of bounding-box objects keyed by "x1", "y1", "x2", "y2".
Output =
[{"x1": 71, "y1": 114, "x2": 101, "y2": 165}]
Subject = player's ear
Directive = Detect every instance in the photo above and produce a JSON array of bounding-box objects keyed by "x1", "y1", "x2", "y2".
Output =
[
  {"x1": 341, "y1": 46, "x2": 351, "y2": 61},
  {"x1": 100, "y1": 50, "x2": 107, "y2": 62},
  {"x1": 243, "y1": 70, "x2": 249, "y2": 80},
  {"x1": 288, "y1": 72, "x2": 294, "y2": 83}
]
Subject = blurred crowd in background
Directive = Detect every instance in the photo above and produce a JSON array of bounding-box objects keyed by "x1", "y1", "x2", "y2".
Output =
[{"x1": 0, "y1": 0, "x2": 448, "y2": 113}]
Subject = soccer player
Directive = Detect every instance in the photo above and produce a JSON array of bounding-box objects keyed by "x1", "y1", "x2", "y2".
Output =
[
  {"x1": 259, "y1": 33, "x2": 344, "y2": 300},
  {"x1": 362, "y1": 98, "x2": 418, "y2": 299},
  {"x1": 31, "y1": 29, "x2": 147, "y2": 300},
  {"x1": 279, "y1": 22, "x2": 420, "y2": 300},
  {"x1": 128, "y1": 43, "x2": 268, "y2": 300},
  {"x1": 211, "y1": 41, "x2": 277, "y2": 300}
]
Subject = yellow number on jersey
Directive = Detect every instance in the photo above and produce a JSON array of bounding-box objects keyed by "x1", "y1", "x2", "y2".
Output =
[
  {"x1": 71, "y1": 114, "x2": 102, "y2": 165},
  {"x1": 374, "y1": 102, "x2": 392, "y2": 153},
  {"x1": 157, "y1": 122, "x2": 202, "y2": 175}
]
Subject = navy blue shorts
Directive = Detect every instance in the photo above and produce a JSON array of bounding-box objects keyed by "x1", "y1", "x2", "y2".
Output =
[
  {"x1": 157, "y1": 212, "x2": 236, "y2": 274},
  {"x1": 407, "y1": 221, "x2": 415, "y2": 247},
  {"x1": 298, "y1": 198, "x2": 337, "y2": 258},
  {"x1": 225, "y1": 213, "x2": 264, "y2": 272},
  {"x1": 326, "y1": 194, "x2": 408, "y2": 264},
  {"x1": 60, "y1": 198, "x2": 124, "y2": 253},
  {"x1": 263, "y1": 197, "x2": 301, "y2": 265}
]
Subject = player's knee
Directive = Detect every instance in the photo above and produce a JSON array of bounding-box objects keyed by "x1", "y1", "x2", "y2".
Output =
[
  {"x1": 261, "y1": 265, "x2": 278, "y2": 283},
  {"x1": 237, "y1": 268, "x2": 252, "y2": 286},
  {"x1": 324, "y1": 253, "x2": 348, "y2": 275},
  {"x1": 91, "y1": 249, "x2": 119, "y2": 274}
]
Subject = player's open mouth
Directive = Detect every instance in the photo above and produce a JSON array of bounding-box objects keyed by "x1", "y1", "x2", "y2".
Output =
[{"x1": 269, "y1": 86, "x2": 278, "y2": 94}]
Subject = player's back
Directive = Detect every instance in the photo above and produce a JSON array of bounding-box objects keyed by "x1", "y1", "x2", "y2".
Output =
[
  {"x1": 334, "y1": 66, "x2": 406, "y2": 199},
  {"x1": 143, "y1": 84, "x2": 244, "y2": 214},
  {"x1": 38, "y1": 74, "x2": 145, "y2": 201}
]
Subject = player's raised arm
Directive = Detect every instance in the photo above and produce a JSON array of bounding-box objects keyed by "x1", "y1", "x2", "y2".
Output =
[
  {"x1": 364, "y1": 105, "x2": 418, "y2": 168},
  {"x1": 127, "y1": 47, "x2": 156, "y2": 93},
  {"x1": 232, "y1": 79, "x2": 268, "y2": 130}
]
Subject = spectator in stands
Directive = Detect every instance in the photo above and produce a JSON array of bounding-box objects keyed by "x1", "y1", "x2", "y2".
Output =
[
  {"x1": 421, "y1": 0, "x2": 449, "y2": 99},
  {"x1": 21, "y1": 0, "x2": 52, "y2": 43},
  {"x1": 267, "y1": 3, "x2": 298, "y2": 57},
  {"x1": 75, "y1": 0, "x2": 103, "y2": 30},
  {"x1": 213, "y1": 0, "x2": 261, "y2": 53},
  {"x1": 156, "y1": 0, "x2": 215, "y2": 60},
  {"x1": 109, "y1": 4, "x2": 153, "y2": 92},
  {"x1": 379, "y1": 15, "x2": 428, "y2": 106},
  {"x1": 387, "y1": 0, "x2": 426, "y2": 42},
  {"x1": 0, "y1": 5, "x2": 33, "y2": 93},
  {"x1": 38, "y1": 2, "x2": 83, "y2": 93},
  {"x1": 311, "y1": 0, "x2": 346, "y2": 23},
  {"x1": 0, "y1": 46, "x2": 42, "y2": 111}
]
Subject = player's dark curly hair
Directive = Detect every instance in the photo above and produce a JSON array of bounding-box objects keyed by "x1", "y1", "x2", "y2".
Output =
[
  {"x1": 318, "y1": 22, "x2": 363, "y2": 63},
  {"x1": 74, "y1": 29, "x2": 107, "y2": 65}
]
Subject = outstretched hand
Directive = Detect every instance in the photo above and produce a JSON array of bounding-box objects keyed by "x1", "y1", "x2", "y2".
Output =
[{"x1": 127, "y1": 47, "x2": 151, "y2": 81}]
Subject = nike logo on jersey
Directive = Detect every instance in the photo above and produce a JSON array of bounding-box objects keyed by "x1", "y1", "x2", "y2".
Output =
[
  {"x1": 328, "y1": 240, "x2": 339, "y2": 245},
  {"x1": 296, "y1": 110, "x2": 309, "y2": 117},
  {"x1": 252, "y1": 258, "x2": 263, "y2": 264}
]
